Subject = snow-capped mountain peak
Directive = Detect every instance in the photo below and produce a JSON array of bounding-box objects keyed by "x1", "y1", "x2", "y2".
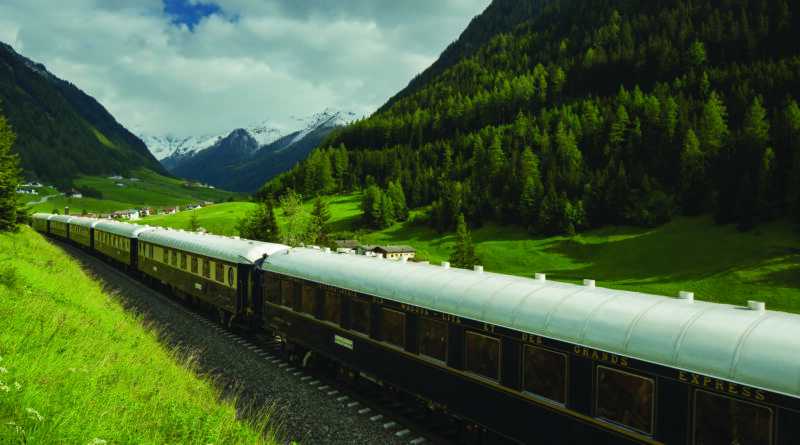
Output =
[{"x1": 140, "y1": 108, "x2": 358, "y2": 161}]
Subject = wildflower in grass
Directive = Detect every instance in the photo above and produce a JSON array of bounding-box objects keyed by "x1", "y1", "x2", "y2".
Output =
[
  {"x1": 13, "y1": 381, "x2": 21, "y2": 390},
  {"x1": 26, "y1": 408, "x2": 44, "y2": 422},
  {"x1": 0, "y1": 383, "x2": 9, "y2": 392},
  {"x1": 0, "y1": 366, "x2": 7, "y2": 373},
  {"x1": 87, "y1": 438, "x2": 108, "y2": 445}
]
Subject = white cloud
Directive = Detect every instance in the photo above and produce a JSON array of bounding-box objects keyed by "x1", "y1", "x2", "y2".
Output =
[{"x1": 0, "y1": 0, "x2": 491, "y2": 136}]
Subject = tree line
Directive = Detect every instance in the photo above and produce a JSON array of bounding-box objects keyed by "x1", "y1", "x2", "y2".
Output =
[{"x1": 260, "y1": 0, "x2": 800, "y2": 235}]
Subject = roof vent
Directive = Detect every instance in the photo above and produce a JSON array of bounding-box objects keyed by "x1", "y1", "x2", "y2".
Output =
[
  {"x1": 679, "y1": 291, "x2": 694, "y2": 301},
  {"x1": 748, "y1": 300, "x2": 766, "y2": 312},
  {"x1": 474, "y1": 265, "x2": 484, "y2": 273},
  {"x1": 442, "y1": 261, "x2": 450, "y2": 269},
  {"x1": 535, "y1": 273, "x2": 546, "y2": 281},
  {"x1": 583, "y1": 279, "x2": 595, "y2": 288}
]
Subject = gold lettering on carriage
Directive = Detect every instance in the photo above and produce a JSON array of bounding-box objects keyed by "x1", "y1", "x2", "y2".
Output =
[
  {"x1": 318, "y1": 283, "x2": 355, "y2": 297},
  {"x1": 521, "y1": 333, "x2": 543, "y2": 344},
  {"x1": 573, "y1": 346, "x2": 628, "y2": 366},
  {"x1": 401, "y1": 304, "x2": 429, "y2": 315},
  {"x1": 678, "y1": 370, "x2": 766, "y2": 401}
]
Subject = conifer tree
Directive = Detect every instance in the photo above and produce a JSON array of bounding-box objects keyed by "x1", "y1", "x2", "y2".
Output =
[
  {"x1": 309, "y1": 196, "x2": 332, "y2": 245},
  {"x1": 237, "y1": 198, "x2": 281, "y2": 243},
  {"x1": 449, "y1": 213, "x2": 479, "y2": 269},
  {"x1": 0, "y1": 109, "x2": 24, "y2": 232}
]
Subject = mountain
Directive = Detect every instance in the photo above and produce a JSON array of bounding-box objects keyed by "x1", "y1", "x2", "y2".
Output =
[
  {"x1": 378, "y1": 0, "x2": 552, "y2": 114},
  {"x1": 264, "y1": 0, "x2": 800, "y2": 234},
  {"x1": 146, "y1": 109, "x2": 356, "y2": 192},
  {"x1": 0, "y1": 42, "x2": 172, "y2": 189}
]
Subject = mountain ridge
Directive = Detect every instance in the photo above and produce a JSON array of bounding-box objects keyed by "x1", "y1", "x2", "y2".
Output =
[
  {"x1": 154, "y1": 108, "x2": 357, "y2": 192},
  {"x1": 0, "y1": 42, "x2": 172, "y2": 188}
]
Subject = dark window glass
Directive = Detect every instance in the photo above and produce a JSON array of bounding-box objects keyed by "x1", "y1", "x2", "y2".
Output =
[
  {"x1": 202, "y1": 258, "x2": 210, "y2": 278},
  {"x1": 163, "y1": 249, "x2": 169, "y2": 263},
  {"x1": 215, "y1": 262, "x2": 224, "y2": 282},
  {"x1": 149, "y1": 243, "x2": 153, "y2": 258},
  {"x1": 523, "y1": 345, "x2": 567, "y2": 404},
  {"x1": 324, "y1": 292, "x2": 340, "y2": 325},
  {"x1": 694, "y1": 390, "x2": 772, "y2": 445},
  {"x1": 181, "y1": 253, "x2": 187, "y2": 270},
  {"x1": 191, "y1": 256, "x2": 198, "y2": 274},
  {"x1": 382, "y1": 308, "x2": 405, "y2": 348},
  {"x1": 465, "y1": 332, "x2": 500, "y2": 381},
  {"x1": 301, "y1": 286, "x2": 316, "y2": 315},
  {"x1": 265, "y1": 274, "x2": 280, "y2": 303},
  {"x1": 171, "y1": 250, "x2": 177, "y2": 266},
  {"x1": 419, "y1": 317, "x2": 448, "y2": 362},
  {"x1": 281, "y1": 281, "x2": 296, "y2": 308},
  {"x1": 351, "y1": 299, "x2": 370, "y2": 335},
  {"x1": 227, "y1": 267, "x2": 234, "y2": 287},
  {"x1": 596, "y1": 366, "x2": 654, "y2": 435}
]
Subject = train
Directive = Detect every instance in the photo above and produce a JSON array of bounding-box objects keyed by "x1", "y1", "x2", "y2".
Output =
[{"x1": 31, "y1": 212, "x2": 800, "y2": 444}]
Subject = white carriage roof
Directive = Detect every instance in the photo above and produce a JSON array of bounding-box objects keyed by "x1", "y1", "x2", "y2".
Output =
[
  {"x1": 263, "y1": 247, "x2": 800, "y2": 398},
  {"x1": 94, "y1": 220, "x2": 157, "y2": 238},
  {"x1": 32, "y1": 213, "x2": 56, "y2": 220},
  {"x1": 67, "y1": 216, "x2": 103, "y2": 228},
  {"x1": 138, "y1": 229, "x2": 289, "y2": 264},
  {"x1": 48, "y1": 215, "x2": 75, "y2": 223}
]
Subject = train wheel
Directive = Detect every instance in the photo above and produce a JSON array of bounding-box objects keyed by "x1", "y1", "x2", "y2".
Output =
[{"x1": 317, "y1": 356, "x2": 336, "y2": 377}]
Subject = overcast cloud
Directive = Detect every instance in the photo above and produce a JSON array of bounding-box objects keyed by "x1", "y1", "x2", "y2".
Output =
[{"x1": 0, "y1": 0, "x2": 490, "y2": 136}]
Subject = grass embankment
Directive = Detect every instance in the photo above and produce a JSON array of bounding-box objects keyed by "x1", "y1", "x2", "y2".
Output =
[
  {"x1": 0, "y1": 227, "x2": 278, "y2": 444},
  {"x1": 28, "y1": 168, "x2": 244, "y2": 215}
]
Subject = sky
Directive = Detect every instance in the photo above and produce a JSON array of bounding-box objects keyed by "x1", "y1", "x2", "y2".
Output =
[{"x1": 0, "y1": 0, "x2": 491, "y2": 137}]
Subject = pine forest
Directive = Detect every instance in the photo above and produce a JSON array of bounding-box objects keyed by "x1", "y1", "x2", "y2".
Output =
[{"x1": 260, "y1": 0, "x2": 800, "y2": 236}]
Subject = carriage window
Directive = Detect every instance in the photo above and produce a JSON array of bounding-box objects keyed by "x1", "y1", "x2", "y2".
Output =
[
  {"x1": 351, "y1": 299, "x2": 370, "y2": 335},
  {"x1": 301, "y1": 286, "x2": 316, "y2": 315},
  {"x1": 163, "y1": 249, "x2": 169, "y2": 263},
  {"x1": 215, "y1": 262, "x2": 224, "y2": 282},
  {"x1": 264, "y1": 275, "x2": 280, "y2": 304},
  {"x1": 419, "y1": 317, "x2": 448, "y2": 362},
  {"x1": 523, "y1": 345, "x2": 567, "y2": 405},
  {"x1": 171, "y1": 250, "x2": 178, "y2": 266},
  {"x1": 382, "y1": 308, "x2": 405, "y2": 348},
  {"x1": 281, "y1": 281, "x2": 296, "y2": 308},
  {"x1": 694, "y1": 390, "x2": 772, "y2": 445},
  {"x1": 191, "y1": 256, "x2": 198, "y2": 274},
  {"x1": 227, "y1": 267, "x2": 234, "y2": 287},
  {"x1": 596, "y1": 366, "x2": 654, "y2": 435},
  {"x1": 202, "y1": 258, "x2": 210, "y2": 278},
  {"x1": 465, "y1": 332, "x2": 500, "y2": 381},
  {"x1": 149, "y1": 243, "x2": 153, "y2": 258},
  {"x1": 181, "y1": 253, "x2": 187, "y2": 270},
  {"x1": 324, "y1": 292, "x2": 340, "y2": 325}
]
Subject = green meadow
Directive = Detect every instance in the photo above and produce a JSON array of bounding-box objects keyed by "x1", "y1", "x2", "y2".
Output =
[
  {"x1": 26, "y1": 169, "x2": 243, "y2": 215},
  {"x1": 0, "y1": 227, "x2": 280, "y2": 444}
]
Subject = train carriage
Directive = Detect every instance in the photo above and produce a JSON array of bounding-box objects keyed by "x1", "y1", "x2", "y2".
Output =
[
  {"x1": 48, "y1": 215, "x2": 75, "y2": 240},
  {"x1": 31, "y1": 213, "x2": 54, "y2": 234},
  {"x1": 68, "y1": 216, "x2": 101, "y2": 250},
  {"x1": 260, "y1": 247, "x2": 800, "y2": 444},
  {"x1": 137, "y1": 230, "x2": 287, "y2": 327},
  {"x1": 93, "y1": 220, "x2": 156, "y2": 268}
]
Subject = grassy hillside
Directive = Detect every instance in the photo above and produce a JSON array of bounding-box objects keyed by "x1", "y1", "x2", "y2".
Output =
[
  {"x1": 26, "y1": 168, "x2": 244, "y2": 215},
  {"x1": 0, "y1": 227, "x2": 278, "y2": 444},
  {"x1": 133, "y1": 193, "x2": 800, "y2": 314}
]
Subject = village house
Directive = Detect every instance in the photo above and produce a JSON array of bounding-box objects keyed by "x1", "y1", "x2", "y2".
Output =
[
  {"x1": 64, "y1": 190, "x2": 82, "y2": 198},
  {"x1": 16, "y1": 188, "x2": 38, "y2": 195},
  {"x1": 373, "y1": 245, "x2": 417, "y2": 260}
]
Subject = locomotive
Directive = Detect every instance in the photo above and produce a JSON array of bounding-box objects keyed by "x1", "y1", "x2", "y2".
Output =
[{"x1": 32, "y1": 213, "x2": 800, "y2": 444}]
